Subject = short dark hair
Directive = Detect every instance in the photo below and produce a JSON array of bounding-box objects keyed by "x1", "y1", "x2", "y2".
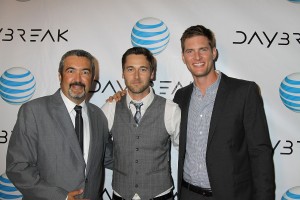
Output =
[
  {"x1": 121, "y1": 47, "x2": 157, "y2": 74},
  {"x1": 180, "y1": 25, "x2": 216, "y2": 52},
  {"x1": 58, "y1": 49, "x2": 95, "y2": 79}
]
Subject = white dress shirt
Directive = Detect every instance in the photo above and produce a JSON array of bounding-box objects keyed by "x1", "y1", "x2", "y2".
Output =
[
  {"x1": 101, "y1": 87, "x2": 180, "y2": 200},
  {"x1": 60, "y1": 90, "x2": 90, "y2": 165}
]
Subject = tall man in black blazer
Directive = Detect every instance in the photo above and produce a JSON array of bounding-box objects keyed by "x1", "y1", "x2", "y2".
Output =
[
  {"x1": 6, "y1": 49, "x2": 109, "y2": 200},
  {"x1": 173, "y1": 25, "x2": 275, "y2": 200}
]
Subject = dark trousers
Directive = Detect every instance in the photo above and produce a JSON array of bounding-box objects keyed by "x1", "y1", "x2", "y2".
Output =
[
  {"x1": 180, "y1": 186, "x2": 214, "y2": 200},
  {"x1": 112, "y1": 198, "x2": 173, "y2": 200},
  {"x1": 112, "y1": 193, "x2": 174, "y2": 200}
]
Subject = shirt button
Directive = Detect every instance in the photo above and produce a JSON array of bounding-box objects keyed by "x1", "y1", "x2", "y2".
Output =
[
  {"x1": 200, "y1": 114, "x2": 203, "y2": 117},
  {"x1": 136, "y1": 148, "x2": 139, "y2": 151}
]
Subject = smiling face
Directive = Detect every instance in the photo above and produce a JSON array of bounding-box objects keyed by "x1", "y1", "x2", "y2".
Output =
[
  {"x1": 182, "y1": 35, "x2": 217, "y2": 80},
  {"x1": 122, "y1": 54, "x2": 154, "y2": 100},
  {"x1": 59, "y1": 55, "x2": 93, "y2": 104}
]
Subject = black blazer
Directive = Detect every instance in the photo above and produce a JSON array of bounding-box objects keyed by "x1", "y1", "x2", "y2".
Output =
[{"x1": 173, "y1": 73, "x2": 275, "y2": 200}]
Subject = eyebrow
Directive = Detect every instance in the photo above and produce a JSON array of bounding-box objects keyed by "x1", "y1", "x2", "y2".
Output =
[
  {"x1": 125, "y1": 65, "x2": 148, "y2": 68},
  {"x1": 65, "y1": 66, "x2": 91, "y2": 71},
  {"x1": 64, "y1": 66, "x2": 75, "y2": 71},
  {"x1": 185, "y1": 46, "x2": 209, "y2": 52}
]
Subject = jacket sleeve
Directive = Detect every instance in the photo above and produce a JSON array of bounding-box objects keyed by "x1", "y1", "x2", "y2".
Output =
[
  {"x1": 104, "y1": 132, "x2": 114, "y2": 170},
  {"x1": 244, "y1": 82, "x2": 275, "y2": 199},
  {"x1": 173, "y1": 89, "x2": 181, "y2": 106}
]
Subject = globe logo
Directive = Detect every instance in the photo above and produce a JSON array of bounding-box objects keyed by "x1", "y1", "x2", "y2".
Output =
[
  {"x1": 282, "y1": 186, "x2": 300, "y2": 200},
  {"x1": 0, "y1": 67, "x2": 36, "y2": 105},
  {"x1": 287, "y1": 0, "x2": 300, "y2": 3},
  {"x1": 0, "y1": 173, "x2": 22, "y2": 199},
  {"x1": 131, "y1": 17, "x2": 170, "y2": 55},
  {"x1": 279, "y1": 72, "x2": 300, "y2": 112}
]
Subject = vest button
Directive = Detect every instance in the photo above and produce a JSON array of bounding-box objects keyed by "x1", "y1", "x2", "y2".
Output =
[
  {"x1": 133, "y1": 124, "x2": 138, "y2": 128},
  {"x1": 135, "y1": 184, "x2": 138, "y2": 188},
  {"x1": 135, "y1": 160, "x2": 138, "y2": 163},
  {"x1": 136, "y1": 148, "x2": 139, "y2": 151},
  {"x1": 136, "y1": 136, "x2": 139, "y2": 139}
]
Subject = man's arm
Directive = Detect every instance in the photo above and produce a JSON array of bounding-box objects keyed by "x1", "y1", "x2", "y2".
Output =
[
  {"x1": 101, "y1": 101, "x2": 116, "y2": 170},
  {"x1": 244, "y1": 82, "x2": 275, "y2": 199},
  {"x1": 165, "y1": 99, "x2": 181, "y2": 149}
]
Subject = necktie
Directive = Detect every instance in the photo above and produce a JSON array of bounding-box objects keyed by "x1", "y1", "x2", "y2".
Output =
[
  {"x1": 131, "y1": 101, "x2": 143, "y2": 124},
  {"x1": 74, "y1": 105, "x2": 83, "y2": 153}
]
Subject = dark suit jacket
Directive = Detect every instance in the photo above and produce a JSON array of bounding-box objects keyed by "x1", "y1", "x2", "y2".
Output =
[
  {"x1": 173, "y1": 73, "x2": 275, "y2": 200},
  {"x1": 6, "y1": 89, "x2": 109, "y2": 200}
]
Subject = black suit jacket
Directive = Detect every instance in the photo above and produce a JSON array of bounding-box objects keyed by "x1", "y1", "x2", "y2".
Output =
[{"x1": 173, "y1": 73, "x2": 275, "y2": 200}]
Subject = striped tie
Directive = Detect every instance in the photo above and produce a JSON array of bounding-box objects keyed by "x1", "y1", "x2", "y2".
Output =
[{"x1": 131, "y1": 101, "x2": 143, "y2": 124}]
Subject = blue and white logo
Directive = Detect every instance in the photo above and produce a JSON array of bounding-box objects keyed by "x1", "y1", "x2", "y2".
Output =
[
  {"x1": 282, "y1": 186, "x2": 300, "y2": 200},
  {"x1": 0, "y1": 67, "x2": 36, "y2": 105},
  {"x1": 287, "y1": 0, "x2": 300, "y2": 3},
  {"x1": 279, "y1": 72, "x2": 300, "y2": 112},
  {"x1": 131, "y1": 17, "x2": 170, "y2": 55},
  {"x1": 0, "y1": 173, "x2": 22, "y2": 199}
]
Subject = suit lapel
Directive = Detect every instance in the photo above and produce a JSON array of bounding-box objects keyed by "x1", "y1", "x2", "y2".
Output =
[
  {"x1": 85, "y1": 104, "x2": 95, "y2": 175},
  {"x1": 207, "y1": 74, "x2": 229, "y2": 148},
  {"x1": 50, "y1": 90, "x2": 85, "y2": 164},
  {"x1": 180, "y1": 84, "x2": 193, "y2": 156}
]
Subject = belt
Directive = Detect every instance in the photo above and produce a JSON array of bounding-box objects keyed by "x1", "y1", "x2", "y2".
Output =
[
  {"x1": 112, "y1": 191, "x2": 173, "y2": 200},
  {"x1": 182, "y1": 180, "x2": 213, "y2": 197}
]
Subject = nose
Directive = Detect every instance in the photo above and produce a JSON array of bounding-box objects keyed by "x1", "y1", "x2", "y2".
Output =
[
  {"x1": 74, "y1": 71, "x2": 82, "y2": 82},
  {"x1": 134, "y1": 70, "x2": 140, "y2": 79},
  {"x1": 195, "y1": 51, "x2": 202, "y2": 60}
]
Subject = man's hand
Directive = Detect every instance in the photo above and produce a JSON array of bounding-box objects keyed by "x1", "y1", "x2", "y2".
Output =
[
  {"x1": 67, "y1": 189, "x2": 89, "y2": 200},
  {"x1": 106, "y1": 89, "x2": 126, "y2": 102}
]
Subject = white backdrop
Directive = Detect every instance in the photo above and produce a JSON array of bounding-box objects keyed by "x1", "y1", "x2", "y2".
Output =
[{"x1": 1, "y1": 0, "x2": 300, "y2": 199}]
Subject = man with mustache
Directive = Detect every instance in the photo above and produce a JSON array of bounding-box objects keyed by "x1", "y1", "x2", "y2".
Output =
[{"x1": 6, "y1": 49, "x2": 110, "y2": 200}]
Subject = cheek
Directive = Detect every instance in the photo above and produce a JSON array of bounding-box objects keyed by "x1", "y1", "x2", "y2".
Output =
[
  {"x1": 83, "y1": 79, "x2": 92, "y2": 87},
  {"x1": 60, "y1": 79, "x2": 68, "y2": 86},
  {"x1": 185, "y1": 60, "x2": 193, "y2": 68}
]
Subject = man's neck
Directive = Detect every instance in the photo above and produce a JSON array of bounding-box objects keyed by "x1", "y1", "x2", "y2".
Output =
[
  {"x1": 128, "y1": 87, "x2": 151, "y2": 101},
  {"x1": 194, "y1": 70, "x2": 218, "y2": 95}
]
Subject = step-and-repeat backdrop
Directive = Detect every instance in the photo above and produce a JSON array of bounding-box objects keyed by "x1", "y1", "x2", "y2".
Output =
[{"x1": 1, "y1": 0, "x2": 300, "y2": 199}]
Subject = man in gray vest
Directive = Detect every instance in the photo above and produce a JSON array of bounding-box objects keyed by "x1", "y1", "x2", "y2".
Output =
[{"x1": 102, "y1": 47, "x2": 180, "y2": 200}]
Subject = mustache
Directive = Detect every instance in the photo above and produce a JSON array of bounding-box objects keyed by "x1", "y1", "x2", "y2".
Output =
[{"x1": 69, "y1": 82, "x2": 86, "y2": 88}]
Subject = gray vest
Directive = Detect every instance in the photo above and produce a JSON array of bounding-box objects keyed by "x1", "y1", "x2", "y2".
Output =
[{"x1": 111, "y1": 95, "x2": 173, "y2": 200}]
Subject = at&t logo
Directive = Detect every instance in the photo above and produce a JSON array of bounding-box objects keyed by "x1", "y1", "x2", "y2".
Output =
[
  {"x1": 282, "y1": 186, "x2": 300, "y2": 200},
  {"x1": 279, "y1": 72, "x2": 300, "y2": 112},
  {"x1": 131, "y1": 17, "x2": 170, "y2": 55},
  {"x1": 0, "y1": 173, "x2": 22, "y2": 199},
  {"x1": 287, "y1": 0, "x2": 300, "y2": 3},
  {"x1": 0, "y1": 67, "x2": 36, "y2": 105}
]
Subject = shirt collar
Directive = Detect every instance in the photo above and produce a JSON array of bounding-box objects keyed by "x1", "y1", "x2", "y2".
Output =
[
  {"x1": 193, "y1": 70, "x2": 222, "y2": 95},
  {"x1": 126, "y1": 86, "x2": 154, "y2": 111}
]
